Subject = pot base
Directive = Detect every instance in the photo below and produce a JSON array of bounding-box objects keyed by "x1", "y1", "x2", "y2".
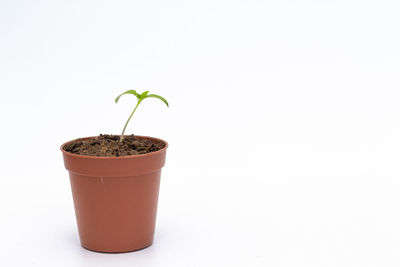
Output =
[{"x1": 81, "y1": 242, "x2": 153, "y2": 253}]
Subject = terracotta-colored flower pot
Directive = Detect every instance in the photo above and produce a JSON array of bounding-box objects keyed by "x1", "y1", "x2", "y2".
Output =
[{"x1": 61, "y1": 135, "x2": 168, "y2": 253}]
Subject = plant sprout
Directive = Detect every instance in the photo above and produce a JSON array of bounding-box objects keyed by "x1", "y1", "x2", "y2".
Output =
[{"x1": 115, "y1": 90, "x2": 169, "y2": 141}]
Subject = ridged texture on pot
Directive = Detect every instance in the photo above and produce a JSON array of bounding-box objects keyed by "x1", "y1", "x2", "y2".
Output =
[{"x1": 61, "y1": 136, "x2": 168, "y2": 253}]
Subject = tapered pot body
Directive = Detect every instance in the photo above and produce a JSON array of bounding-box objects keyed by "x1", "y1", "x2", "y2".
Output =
[{"x1": 61, "y1": 136, "x2": 168, "y2": 253}]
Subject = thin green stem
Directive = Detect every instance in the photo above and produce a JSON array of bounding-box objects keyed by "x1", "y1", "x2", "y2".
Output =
[{"x1": 120, "y1": 100, "x2": 141, "y2": 141}]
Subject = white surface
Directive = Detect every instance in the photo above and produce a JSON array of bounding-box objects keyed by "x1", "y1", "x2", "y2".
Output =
[{"x1": 1, "y1": 0, "x2": 400, "y2": 266}]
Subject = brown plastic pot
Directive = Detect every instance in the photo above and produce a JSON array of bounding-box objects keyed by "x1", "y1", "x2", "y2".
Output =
[{"x1": 61, "y1": 135, "x2": 168, "y2": 253}]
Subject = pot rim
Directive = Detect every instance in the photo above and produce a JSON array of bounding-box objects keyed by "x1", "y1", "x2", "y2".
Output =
[{"x1": 60, "y1": 135, "x2": 168, "y2": 160}]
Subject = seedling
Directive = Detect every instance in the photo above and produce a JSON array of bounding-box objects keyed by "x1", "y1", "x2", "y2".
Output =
[{"x1": 115, "y1": 90, "x2": 169, "y2": 141}]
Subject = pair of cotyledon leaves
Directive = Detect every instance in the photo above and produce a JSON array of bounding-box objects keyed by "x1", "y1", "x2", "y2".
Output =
[{"x1": 115, "y1": 90, "x2": 169, "y2": 107}]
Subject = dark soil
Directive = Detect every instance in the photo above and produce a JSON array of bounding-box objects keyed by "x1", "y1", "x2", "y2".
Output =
[{"x1": 63, "y1": 134, "x2": 165, "y2": 157}]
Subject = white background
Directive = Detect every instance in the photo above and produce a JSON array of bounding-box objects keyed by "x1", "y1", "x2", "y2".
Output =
[{"x1": 1, "y1": 0, "x2": 400, "y2": 266}]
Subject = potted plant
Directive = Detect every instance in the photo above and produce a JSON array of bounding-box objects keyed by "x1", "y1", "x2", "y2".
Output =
[{"x1": 60, "y1": 90, "x2": 169, "y2": 253}]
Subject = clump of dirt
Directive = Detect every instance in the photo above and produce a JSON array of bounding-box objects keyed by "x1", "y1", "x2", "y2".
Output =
[{"x1": 63, "y1": 134, "x2": 165, "y2": 157}]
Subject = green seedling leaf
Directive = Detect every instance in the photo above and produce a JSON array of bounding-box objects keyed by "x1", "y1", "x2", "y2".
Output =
[
  {"x1": 115, "y1": 90, "x2": 141, "y2": 103},
  {"x1": 140, "y1": 91, "x2": 149, "y2": 98},
  {"x1": 145, "y1": 94, "x2": 169, "y2": 107},
  {"x1": 115, "y1": 89, "x2": 169, "y2": 141}
]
